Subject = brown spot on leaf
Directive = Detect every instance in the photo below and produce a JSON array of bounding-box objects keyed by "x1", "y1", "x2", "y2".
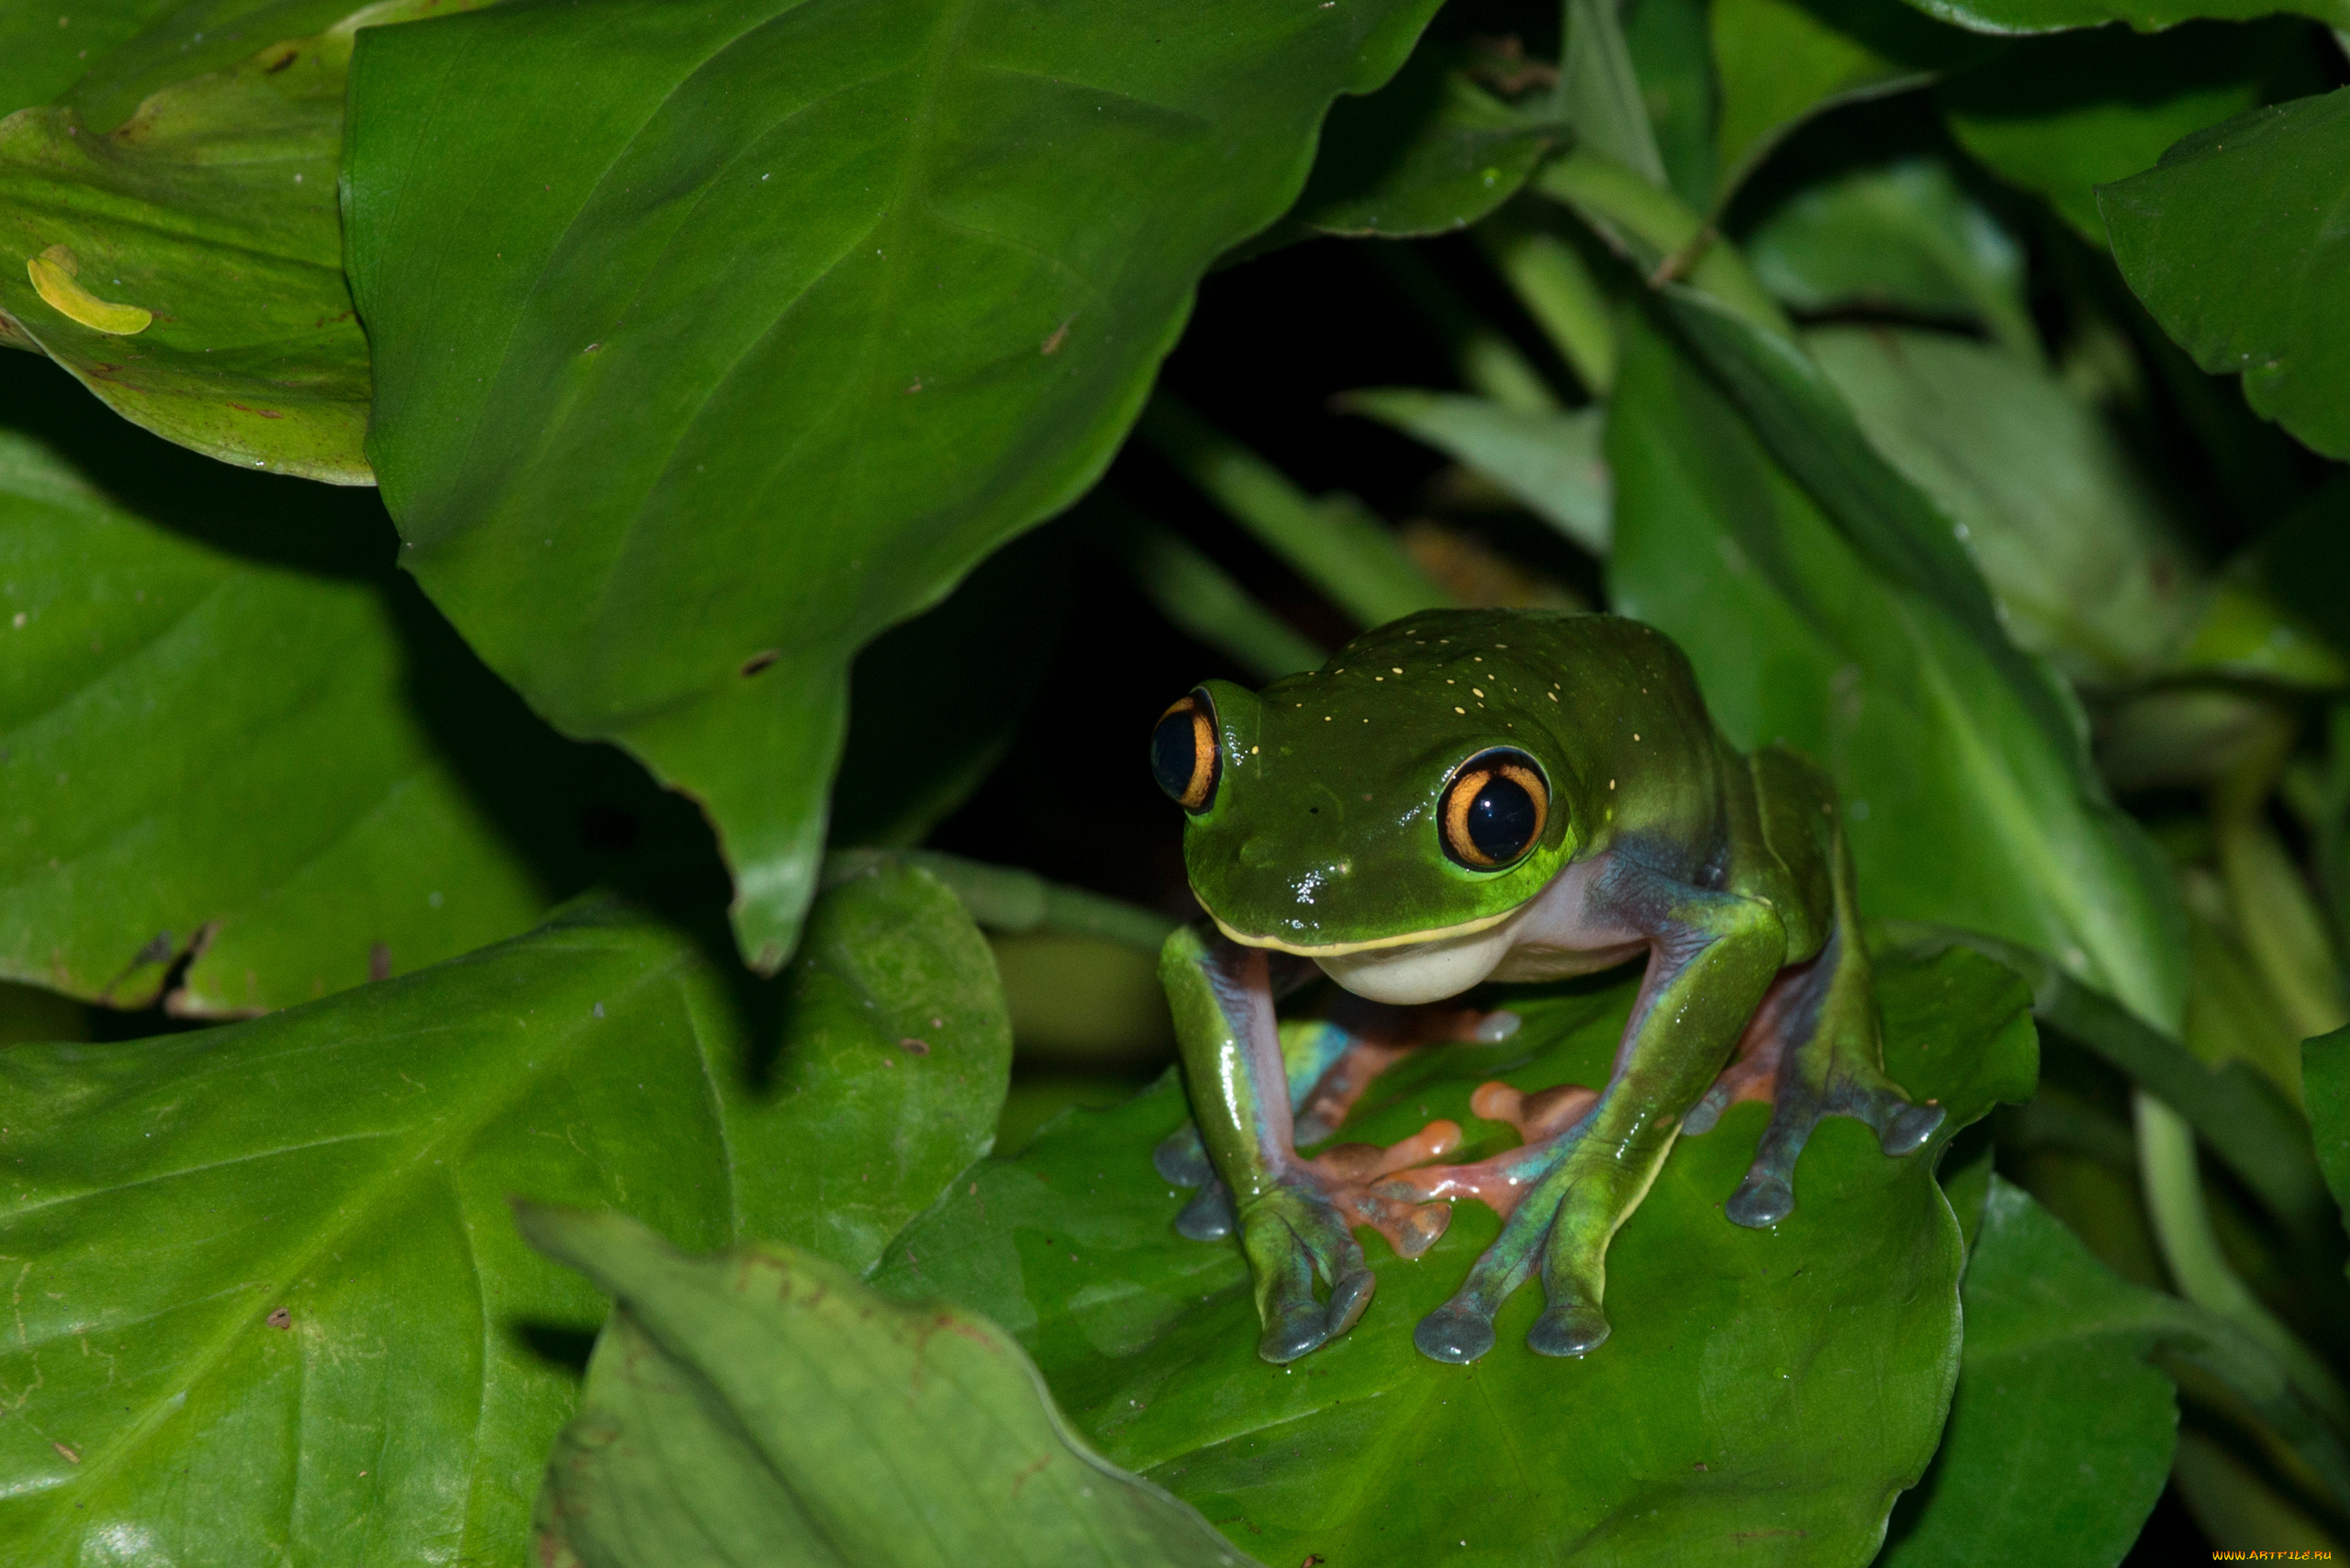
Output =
[
  {"x1": 898, "y1": 1036, "x2": 929, "y2": 1056},
  {"x1": 266, "y1": 1307, "x2": 292, "y2": 1329},
  {"x1": 740, "y1": 649, "x2": 780, "y2": 677},
  {"x1": 369, "y1": 943, "x2": 392, "y2": 982}
]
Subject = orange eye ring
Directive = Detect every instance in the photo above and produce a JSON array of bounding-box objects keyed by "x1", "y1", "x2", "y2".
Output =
[
  {"x1": 1149, "y1": 690, "x2": 1220, "y2": 812},
  {"x1": 1440, "y1": 749, "x2": 1550, "y2": 868}
]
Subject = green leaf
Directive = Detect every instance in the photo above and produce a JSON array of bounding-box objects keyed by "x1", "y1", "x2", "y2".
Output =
[
  {"x1": 1343, "y1": 387, "x2": 1613, "y2": 554},
  {"x1": 1710, "y1": 0, "x2": 1990, "y2": 203},
  {"x1": 1743, "y1": 156, "x2": 2039, "y2": 359},
  {"x1": 1801, "y1": 324, "x2": 2196, "y2": 681},
  {"x1": 0, "y1": 373, "x2": 687, "y2": 1014},
  {"x1": 1621, "y1": 0, "x2": 1720, "y2": 207},
  {"x1": 522, "y1": 1208, "x2": 1256, "y2": 1568},
  {"x1": 2102, "y1": 87, "x2": 2350, "y2": 462},
  {"x1": 1880, "y1": 1178, "x2": 2179, "y2": 1567},
  {"x1": 0, "y1": 868, "x2": 1010, "y2": 1563},
  {"x1": 343, "y1": 0, "x2": 1446, "y2": 973},
  {"x1": 1290, "y1": 46, "x2": 1556, "y2": 239},
  {"x1": 1609, "y1": 301, "x2": 2186, "y2": 1033},
  {"x1": 1139, "y1": 394, "x2": 1453, "y2": 629},
  {"x1": 0, "y1": 2, "x2": 481, "y2": 480},
  {"x1": 1900, "y1": 0, "x2": 2347, "y2": 43},
  {"x1": 1562, "y1": 0, "x2": 1670, "y2": 187},
  {"x1": 2306, "y1": 1025, "x2": 2350, "y2": 1234},
  {"x1": 1908, "y1": 921, "x2": 2335, "y2": 1244},
  {"x1": 1939, "y1": 21, "x2": 2311, "y2": 245},
  {"x1": 1091, "y1": 503, "x2": 1328, "y2": 684},
  {"x1": 877, "y1": 946, "x2": 2036, "y2": 1565}
]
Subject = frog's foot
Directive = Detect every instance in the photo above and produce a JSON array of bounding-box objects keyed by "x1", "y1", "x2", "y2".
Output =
[
  {"x1": 1684, "y1": 951, "x2": 1943, "y2": 1229},
  {"x1": 1308, "y1": 1119, "x2": 1466, "y2": 1260},
  {"x1": 1292, "y1": 1005, "x2": 1521, "y2": 1146},
  {"x1": 1404, "y1": 1126, "x2": 1606, "y2": 1364},
  {"x1": 1153, "y1": 1126, "x2": 1239, "y2": 1240},
  {"x1": 1237, "y1": 1167, "x2": 1382, "y2": 1364}
]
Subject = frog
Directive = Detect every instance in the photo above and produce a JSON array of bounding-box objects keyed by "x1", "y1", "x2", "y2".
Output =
[{"x1": 1147, "y1": 608, "x2": 1943, "y2": 1366}]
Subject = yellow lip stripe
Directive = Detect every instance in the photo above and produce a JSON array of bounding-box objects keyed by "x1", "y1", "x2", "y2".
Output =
[
  {"x1": 27, "y1": 246, "x2": 151, "y2": 335},
  {"x1": 1210, "y1": 903, "x2": 1517, "y2": 958}
]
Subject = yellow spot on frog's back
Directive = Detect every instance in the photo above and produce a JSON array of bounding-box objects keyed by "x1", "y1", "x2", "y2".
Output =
[
  {"x1": 1472, "y1": 689, "x2": 1484, "y2": 698},
  {"x1": 1391, "y1": 666, "x2": 1403, "y2": 674},
  {"x1": 1454, "y1": 706, "x2": 1465, "y2": 714},
  {"x1": 1609, "y1": 779, "x2": 1617, "y2": 790},
  {"x1": 1546, "y1": 691, "x2": 1557, "y2": 701},
  {"x1": 27, "y1": 246, "x2": 150, "y2": 334}
]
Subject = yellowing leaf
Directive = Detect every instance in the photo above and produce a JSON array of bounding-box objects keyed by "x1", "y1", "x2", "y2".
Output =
[{"x1": 25, "y1": 243, "x2": 149, "y2": 334}]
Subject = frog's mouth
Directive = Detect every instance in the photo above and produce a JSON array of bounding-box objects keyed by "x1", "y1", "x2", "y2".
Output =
[{"x1": 1208, "y1": 905, "x2": 1518, "y2": 958}]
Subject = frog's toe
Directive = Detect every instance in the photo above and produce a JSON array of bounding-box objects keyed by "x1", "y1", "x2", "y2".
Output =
[
  {"x1": 1724, "y1": 1168, "x2": 1795, "y2": 1229},
  {"x1": 1153, "y1": 1124, "x2": 1212, "y2": 1186},
  {"x1": 1414, "y1": 1302, "x2": 1497, "y2": 1364},
  {"x1": 1875, "y1": 1099, "x2": 1944, "y2": 1157},
  {"x1": 1528, "y1": 1302, "x2": 1610, "y2": 1358},
  {"x1": 1176, "y1": 1179, "x2": 1236, "y2": 1240},
  {"x1": 1679, "y1": 1081, "x2": 1735, "y2": 1137}
]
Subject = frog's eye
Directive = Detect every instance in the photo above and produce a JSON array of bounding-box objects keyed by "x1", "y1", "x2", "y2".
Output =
[
  {"x1": 1440, "y1": 748, "x2": 1549, "y2": 869},
  {"x1": 1150, "y1": 689, "x2": 1220, "y2": 812}
]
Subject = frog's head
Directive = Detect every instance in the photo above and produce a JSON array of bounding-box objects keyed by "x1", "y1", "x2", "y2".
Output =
[{"x1": 1150, "y1": 619, "x2": 1579, "y2": 966}]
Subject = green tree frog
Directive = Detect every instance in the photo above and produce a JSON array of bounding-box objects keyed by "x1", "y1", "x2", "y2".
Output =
[{"x1": 1147, "y1": 610, "x2": 1942, "y2": 1366}]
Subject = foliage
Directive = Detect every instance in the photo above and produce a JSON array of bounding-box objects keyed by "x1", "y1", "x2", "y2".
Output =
[{"x1": 4, "y1": 0, "x2": 2350, "y2": 1561}]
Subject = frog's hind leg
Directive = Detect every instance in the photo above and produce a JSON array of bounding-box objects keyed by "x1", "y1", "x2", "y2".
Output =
[{"x1": 1688, "y1": 852, "x2": 1944, "y2": 1229}]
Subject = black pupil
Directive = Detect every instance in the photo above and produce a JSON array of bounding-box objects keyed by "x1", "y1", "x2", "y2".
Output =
[
  {"x1": 1467, "y1": 776, "x2": 1538, "y2": 862},
  {"x1": 1151, "y1": 711, "x2": 1200, "y2": 801}
]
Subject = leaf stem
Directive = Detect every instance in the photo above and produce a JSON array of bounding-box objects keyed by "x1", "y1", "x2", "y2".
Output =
[{"x1": 2135, "y1": 1092, "x2": 2350, "y2": 1430}]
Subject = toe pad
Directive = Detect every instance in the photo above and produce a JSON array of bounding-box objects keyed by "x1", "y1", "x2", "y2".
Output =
[
  {"x1": 1414, "y1": 1304, "x2": 1497, "y2": 1364},
  {"x1": 1724, "y1": 1173, "x2": 1794, "y2": 1229},
  {"x1": 1528, "y1": 1304, "x2": 1610, "y2": 1358},
  {"x1": 1176, "y1": 1182, "x2": 1236, "y2": 1240}
]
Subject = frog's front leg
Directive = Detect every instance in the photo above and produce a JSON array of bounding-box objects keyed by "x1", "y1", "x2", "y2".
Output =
[
  {"x1": 1414, "y1": 857, "x2": 1785, "y2": 1364},
  {"x1": 1155, "y1": 983, "x2": 1518, "y2": 1240},
  {"x1": 1162, "y1": 919, "x2": 1379, "y2": 1363}
]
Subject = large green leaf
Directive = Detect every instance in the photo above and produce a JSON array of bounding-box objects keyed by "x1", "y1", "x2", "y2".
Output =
[
  {"x1": 878, "y1": 946, "x2": 2036, "y2": 1566},
  {"x1": 0, "y1": 868, "x2": 1010, "y2": 1565},
  {"x1": 0, "y1": 360, "x2": 690, "y2": 1015},
  {"x1": 1608, "y1": 303, "x2": 2185, "y2": 1031},
  {"x1": 1742, "y1": 157, "x2": 2039, "y2": 359},
  {"x1": 1709, "y1": 0, "x2": 1989, "y2": 203},
  {"x1": 0, "y1": 1, "x2": 481, "y2": 480},
  {"x1": 523, "y1": 1209, "x2": 1256, "y2": 1568},
  {"x1": 343, "y1": 0, "x2": 1446, "y2": 973},
  {"x1": 1879, "y1": 1178, "x2": 2177, "y2": 1566},
  {"x1": 1898, "y1": 0, "x2": 2347, "y2": 41},
  {"x1": 1801, "y1": 324, "x2": 2195, "y2": 681},
  {"x1": 2102, "y1": 87, "x2": 2350, "y2": 463},
  {"x1": 1939, "y1": 21, "x2": 2311, "y2": 244}
]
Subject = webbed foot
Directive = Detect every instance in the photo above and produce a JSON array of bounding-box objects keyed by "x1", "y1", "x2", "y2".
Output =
[
  {"x1": 1405, "y1": 1112, "x2": 1655, "y2": 1363},
  {"x1": 1684, "y1": 940, "x2": 1944, "y2": 1229},
  {"x1": 1237, "y1": 1170, "x2": 1380, "y2": 1363},
  {"x1": 1722, "y1": 1080, "x2": 1942, "y2": 1228}
]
